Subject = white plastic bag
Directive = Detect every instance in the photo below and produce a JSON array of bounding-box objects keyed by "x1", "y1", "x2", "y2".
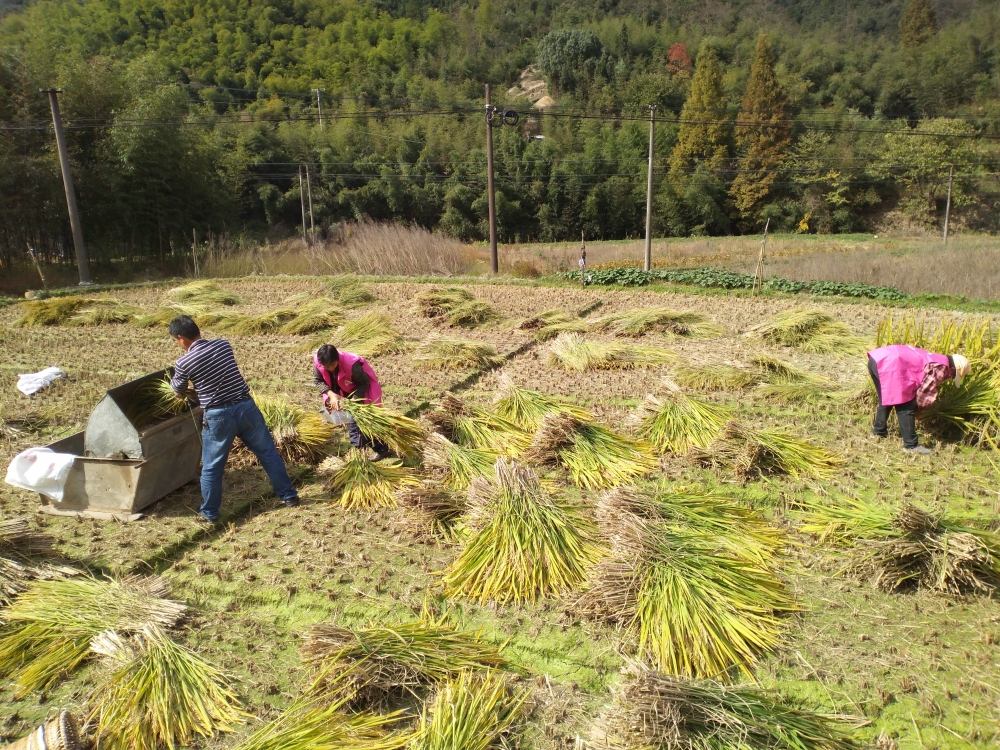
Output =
[
  {"x1": 5, "y1": 447, "x2": 76, "y2": 502},
  {"x1": 318, "y1": 409, "x2": 351, "y2": 425},
  {"x1": 17, "y1": 367, "x2": 66, "y2": 396}
]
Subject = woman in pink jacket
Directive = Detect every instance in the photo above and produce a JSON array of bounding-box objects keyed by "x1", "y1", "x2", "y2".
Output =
[{"x1": 867, "y1": 345, "x2": 971, "y2": 454}]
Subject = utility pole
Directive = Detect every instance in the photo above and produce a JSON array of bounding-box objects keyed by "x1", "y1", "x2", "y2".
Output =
[
  {"x1": 485, "y1": 83, "x2": 498, "y2": 275},
  {"x1": 298, "y1": 166, "x2": 308, "y2": 243},
  {"x1": 643, "y1": 105, "x2": 656, "y2": 272},
  {"x1": 192, "y1": 229, "x2": 199, "y2": 278},
  {"x1": 943, "y1": 165, "x2": 954, "y2": 245},
  {"x1": 41, "y1": 88, "x2": 91, "y2": 285},
  {"x1": 313, "y1": 88, "x2": 325, "y2": 130},
  {"x1": 306, "y1": 165, "x2": 316, "y2": 243}
]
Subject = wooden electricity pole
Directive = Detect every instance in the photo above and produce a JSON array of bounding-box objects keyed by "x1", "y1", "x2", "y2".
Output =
[
  {"x1": 41, "y1": 88, "x2": 91, "y2": 285},
  {"x1": 306, "y1": 165, "x2": 316, "y2": 243},
  {"x1": 943, "y1": 165, "x2": 954, "y2": 245},
  {"x1": 298, "y1": 166, "x2": 308, "y2": 243},
  {"x1": 644, "y1": 105, "x2": 656, "y2": 272},
  {"x1": 313, "y1": 88, "x2": 325, "y2": 130},
  {"x1": 485, "y1": 84, "x2": 498, "y2": 275}
]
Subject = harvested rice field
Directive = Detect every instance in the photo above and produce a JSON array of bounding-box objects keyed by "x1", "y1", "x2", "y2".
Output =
[{"x1": 2, "y1": 275, "x2": 1000, "y2": 749}]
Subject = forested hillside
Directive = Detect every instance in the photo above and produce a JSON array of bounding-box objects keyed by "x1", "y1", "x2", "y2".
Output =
[{"x1": 1, "y1": 0, "x2": 998, "y2": 268}]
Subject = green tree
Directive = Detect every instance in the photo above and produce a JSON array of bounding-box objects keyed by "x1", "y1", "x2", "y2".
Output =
[
  {"x1": 899, "y1": 0, "x2": 937, "y2": 48},
  {"x1": 537, "y1": 29, "x2": 603, "y2": 95},
  {"x1": 668, "y1": 40, "x2": 729, "y2": 179},
  {"x1": 729, "y1": 34, "x2": 791, "y2": 227}
]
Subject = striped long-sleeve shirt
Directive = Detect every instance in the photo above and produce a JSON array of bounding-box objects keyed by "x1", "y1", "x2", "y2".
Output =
[{"x1": 171, "y1": 338, "x2": 251, "y2": 410}]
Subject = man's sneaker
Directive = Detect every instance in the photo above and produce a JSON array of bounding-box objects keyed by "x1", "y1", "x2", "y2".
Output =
[
  {"x1": 283, "y1": 497, "x2": 300, "y2": 508},
  {"x1": 903, "y1": 445, "x2": 933, "y2": 455},
  {"x1": 195, "y1": 514, "x2": 220, "y2": 525},
  {"x1": 371, "y1": 449, "x2": 393, "y2": 462},
  {"x1": 870, "y1": 430, "x2": 887, "y2": 439}
]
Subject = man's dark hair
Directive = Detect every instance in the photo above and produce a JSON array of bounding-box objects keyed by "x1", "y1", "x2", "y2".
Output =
[
  {"x1": 317, "y1": 344, "x2": 339, "y2": 365},
  {"x1": 168, "y1": 315, "x2": 201, "y2": 340}
]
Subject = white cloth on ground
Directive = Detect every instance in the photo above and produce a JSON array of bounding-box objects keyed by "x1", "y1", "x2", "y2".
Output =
[
  {"x1": 17, "y1": 367, "x2": 66, "y2": 396},
  {"x1": 5, "y1": 447, "x2": 76, "y2": 502}
]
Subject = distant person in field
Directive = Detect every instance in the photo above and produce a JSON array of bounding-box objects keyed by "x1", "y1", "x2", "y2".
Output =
[
  {"x1": 313, "y1": 343, "x2": 391, "y2": 461},
  {"x1": 867, "y1": 344, "x2": 971, "y2": 455},
  {"x1": 168, "y1": 315, "x2": 299, "y2": 522}
]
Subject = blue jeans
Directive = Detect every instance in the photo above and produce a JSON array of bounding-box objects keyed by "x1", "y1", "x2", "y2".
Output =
[{"x1": 199, "y1": 398, "x2": 298, "y2": 520}]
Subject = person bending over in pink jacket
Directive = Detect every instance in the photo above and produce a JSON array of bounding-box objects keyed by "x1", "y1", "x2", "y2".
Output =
[{"x1": 867, "y1": 345, "x2": 971, "y2": 455}]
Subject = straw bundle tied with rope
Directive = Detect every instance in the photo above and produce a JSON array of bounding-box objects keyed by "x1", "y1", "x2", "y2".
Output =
[
  {"x1": 694, "y1": 421, "x2": 843, "y2": 483},
  {"x1": 548, "y1": 333, "x2": 676, "y2": 371},
  {"x1": 413, "y1": 286, "x2": 474, "y2": 318},
  {"x1": 423, "y1": 433, "x2": 498, "y2": 490},
  {"x1": 397, "y1": 481, "x2": 466, "y2": 541},
  {"x1": 671, "y1": 362, "x2": 761, "y2": 392},
  {"x1": 88, "y1": 623, "x2": 245, "y2": 750},
  {"x1": 446, "y1": 300, "x2": 499, "y2": 328},
  {"x1": 5, "y1": 711, "x2": 83, "y2": 750},
  {"x1": 64, "y1": 298, "x2": 139, "y2": 326},
  {"x1": 425, "y1": 392, "x2": 530, "y2": 456},
  {"x1": 492, "y1": 375, "x2": 593, "y2": 431},
  {"x1": 800, "y1": 498, "x2": 1000, "y2": 594},
  {"x1": 132, "y1": 303, "x2": 216, "y2": 329},
  {"x1": 634, "y1": 381, "x2": 733, "y2": 455},
  {"x1": 749, "y1": 308, "x2": 867, "y2": 354},
  {"x1": 340, "y1": 399, "x2": 426, "y2": 460},
  {"x1": 526, "y1": 411, "x2": 659, "y2": 490},
  {"x1": 301, "y1": 614, "x2": 514, "y2": 706},
  {"x1": 412, "y1": 336, "x2": 503, "y2": 370},
  {"x1": 322, "y1": 449, "x2": 421, "y2": 509},
  {"x1": 166, "y1": 280, "x2": 241, "y2": 307},
  {"x1": 411, "y1": 670, "x2": 530, "y2": 750},
  {"x1": 0, "y1": 576, "x2": 186, "y2": 697},
  {"x1": 516, "y1": 309, "x2": 588, "y2": 341},
  {"x1": 576, "y1": 487, "x2": 792, "y2": 679},
  {"x1": 297, "y1": 311, "x2": 408, "y2": 356},
  {"x1": 327, "y1": 276, "x2": 378, "y2": 307},
  {"x1": 15, "y1": 296, "x2": 90, "y2": 327},
  {"x1": 590, "y1": 307, "x2": 723, "y2": 338},
  {"x1": 590, "y1": 662, "x2": 857, "y2": 750},
  {"x1": 254, "y1": 396, "x2": 335, "y2": 463},
  {"x1": 443, "y1": 459, "x2": 601, "y2": 604}
]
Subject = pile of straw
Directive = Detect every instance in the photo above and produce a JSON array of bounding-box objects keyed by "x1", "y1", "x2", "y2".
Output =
[
  {"x1": 340, "y1": 399, "x2": 426, "y2": 460},
  {"x1": 592, "y1": 663, "x2": 856, "y2": 750},
  {"x1": 322, "y1": 449, "x2": 421, "y2": 509},
  {"x1": 207, "y1": 308, "x2": 297, "y2": 335},
  {"x1": 492, "y1": 375, "x2": 592, "y2": 431},
  {"x1": 64, "y1": 298, "x2": 139, "y2": 326},
  {"x1": 414, "y1": 287, "x2": 474, "y2": 318},
  {"x1": 590, "y1": 307, "x2": 723, "y2": 338},
  {"x1": 443, "y1": 460, "x2": 600, "y2": 604},
  {"x1": 88, "y1": 624, "x2": 244, "y2": 750},
  {"x1": 327, "y1": 276, "x2": 378, "y2": 307},
  {"x1": 398, "y1": 481, "x2": 466, "y2": 540},
  {"x1": 278, "y1": 297, "x2": 347, "y2": 335},
  {"x1": 446, "y1": 300, "x2": 499, "y2": 328},
  {"x1": 577, "y1": 487, "x2": 791, "y2": 679},
  {"x1": 131, "y1": 303, "x2": 215, "y2": 329},
  {"x1": 516, "y1": 309, "x2": 588, "y2": 341},
  {"x1": 548, "y1": 333, "x2": 675, "y2": 371},
  {"x1": 634, "y1": 382, "x2": 732, "y2": 455},
  {"x1": 801, "y1": 498, "x2": 1000, "y2": 594},
  {"x1": 0, "y1": 520, "x2": 75, "y2": 609},
  {"x1": 749, "y1": 308, "x2": 867, "y2": 354},
  {"x1": 412, "y1": 336, "x2": 502, "y2": 370},
  {"x1": 671, "y1": 362, "x2": 762, "y2": 391},
  {"x1": 425, "y1": 392, "x2": 530, "y2": 456},
  {"x1": 423, "y1": 433, "x2": 498, "y2": 490},
  {"x1": 335, "y1": 312, "x2": 407, "y2": 356},
  {"x1": 128, "y1": 377, "x2": 197, "y2": 429},
  {"x1": 256, "y1": 396, "x2": 336, "y2": 463},
  {"x1": 16, "y1": 296, "x2": 90, "y2": 327},
  {"x1": 166, "y1": 280, "x2": 241, "y2": 307}
]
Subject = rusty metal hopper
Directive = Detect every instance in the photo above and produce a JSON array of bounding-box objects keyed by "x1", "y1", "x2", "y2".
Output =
[{"x1": 37, "y1": 368, "x2": 202, "y2": 520}]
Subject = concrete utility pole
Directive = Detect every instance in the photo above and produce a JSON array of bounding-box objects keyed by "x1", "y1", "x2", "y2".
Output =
[
  {"x1": 298, "y1": 166, "x2": 308, "y2": 243},
  {"x1": 41, "y1": 88, "x2": 91, "y2": 285},
  {"x1": 485, "y1": 84, "x2": 498, "y2": 275},
  {"x1": 306, "y1": 165, "x2": 316, "y2": 243},
  {"x1": 943, "y1": 165, "x2": 954, "y2": 245},
  {"x1": 643, "y1": 105, "x2": 656, "y2": 272},
  {"x1": 313, "y1": 88, "x2": 325, "y2": 130}
]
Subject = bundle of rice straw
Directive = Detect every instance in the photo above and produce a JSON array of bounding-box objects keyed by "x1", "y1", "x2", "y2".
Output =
[
  {"x1": 446, "y1": 300, "x2": 499, "y2": 328},
  {"x1": 255, "y1": 396, "x2": 335, "y2": 463},
  {"x1": 694, "y1": 420, "x2": 842, "y2": 483},
  {"x1": 88, "y1": 624, "x2": 244, "y2": 750},
  {"x1": 231, "y1": 670, "x2": 410, "y2": 750},
  {"x1": 64, "y1": 298, "x2": 139, "y2": 326},
  {"x1": 5, "y1": 711, "x2": 83, "y2": 750},
  {"x1": 209, "y1": 309, "x2": 298, "y2": 335},
  {"x1": 397, "y1": 481, "x2": 466, "y2": 540},
  {"x1": 877, "y1": 313, "x2": 997, "y2": 360},
  {"x1": 577, "y1": 487, "x2": 792, "y2": 679},
  {"x1": 127, "y1": 377, "x2": 197, "y2": 429},
  {"x1": 423, "y1": 433, "x2": 498, "y2": 490},
  {"x1": 634, "y1": 381, "x2": 732, "y2": 455},
  {"x1": 525, "y1": 412, "x2": 659, "y2": 490},
  {"x1": 590, "y1": 307, "x2": 723, "y2": 338},
  {"x1": 1, "y1": 519, "x2": 76, "y2": 608},
  {"x1": 16, "y1": 296, "x2": 90, "y2": 327},
  {"x1": 492, "y1": 375, "x2": 593, "y2": 431},
  {"x1": 340, "y1": 399, "x2": 426, "y2": 460},
  {"x1": 0, "y1": 576, "x2": 185, "y2": 696},
  {"x1": 749, "y1": 308, "x2": 867, "y2": 354},
  {"x1": 335, "y1": 312, "x2": 407, "y2": 356},
  {"x1": 548, "y1": 333, "x2": 675, "y2": 371},
  {"x1": 412, "y1": 336, "x2": 503, "y2": 370},
  {"x1": 301, "y1": 613, "x2": 513, "y2": 706},
  {"x1": 411, "y1": 670, "x2": 529, "y2": 750},
  {"x1": 800, "y1": 498, "x2": 1000, "y2": 594},
  {"x1": 165, "y1": 280, "x2": 241, "y2": 307},
  {"x1": 323, "y1": 448, "x2": 421, "y2": 509},
  {"x1": 131, "y1": 303, "x2": 216, "y2": 329},
  {"x1": 278, "y1": 297, "x2": 347, "y2": 335},
  {"x1": 425, "y1": 392, "x2": 530, "y2": 456},
  {"x1": 327, "y1": 276, "x2": 378, "y2": 307},
  {"x1": 516, "y1": 309, "x2": 587, "y2": 341},
  {"x1": 414, "y1": 287, "x2": 474, "y2": 318},
  {"x1": 591, "y1": 662, "x2": 857, "y2": 750},
  {"x1": 671, "y1": 362, "x2": 762, "y2": 391},
  {"x1": 442, "y1": 459, "x2": 600, "y2": 604}
]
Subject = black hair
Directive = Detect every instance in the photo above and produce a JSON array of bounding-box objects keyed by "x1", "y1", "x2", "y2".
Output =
[
  {"x1": 317, "y1": 344, "x2": 339, "y2": 365},
  {"x1": 168, "y1": 315, "x2": 201, "y2": 340}
]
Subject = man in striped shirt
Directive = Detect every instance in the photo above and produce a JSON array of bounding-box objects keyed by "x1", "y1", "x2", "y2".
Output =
[{"x1": 169, "y1": 315, "x2": 299, "y2": 522}]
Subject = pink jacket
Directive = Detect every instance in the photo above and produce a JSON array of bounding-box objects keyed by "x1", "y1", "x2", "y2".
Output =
[
  {"x1": 314, "y1": 350, "x2": 382, "y2": 405},
  {"x1": 868, "y1": 345, "x2": 949, "y2": 406}
]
